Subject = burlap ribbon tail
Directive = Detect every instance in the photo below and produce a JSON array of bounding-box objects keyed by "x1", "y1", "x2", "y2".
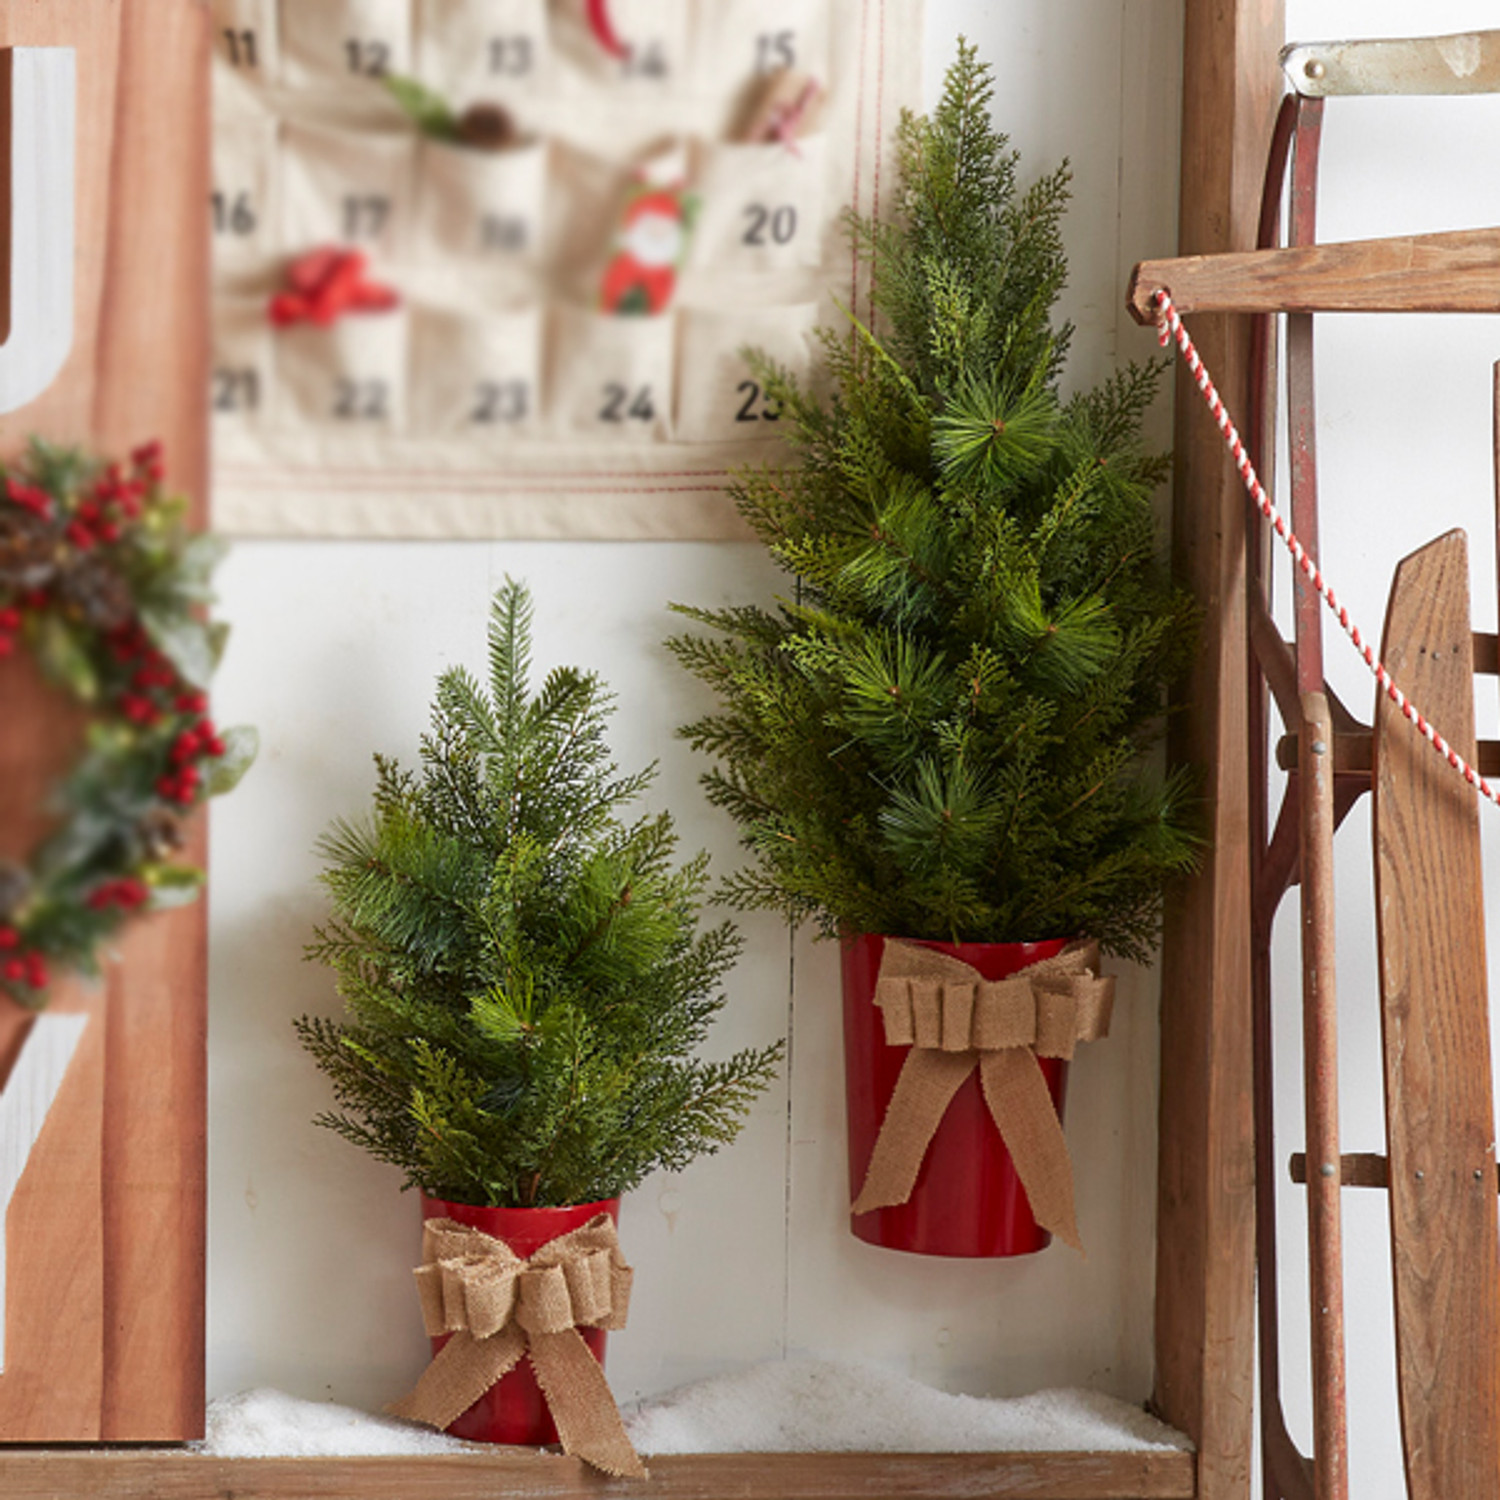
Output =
[
  {"x1": 851, "y1": 940, "x2": 1114, "y2": 1252},
  {"x1": 388, "y1": 1212, "x2": 645, "y2": 1478}
]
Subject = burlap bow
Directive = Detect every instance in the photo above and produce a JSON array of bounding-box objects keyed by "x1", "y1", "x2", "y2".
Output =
[
  {"x1": 851, "y1": 940, "x2": 1114, "y2": 1252},
  {"x1": 387, "y1": 1213, "x2": 646, "y2": 1478}
]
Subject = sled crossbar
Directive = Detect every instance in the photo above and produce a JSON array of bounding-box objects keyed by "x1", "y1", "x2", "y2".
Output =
[{"x1": 1128, "y1": 225, "x2": 1500, "y2": 322}]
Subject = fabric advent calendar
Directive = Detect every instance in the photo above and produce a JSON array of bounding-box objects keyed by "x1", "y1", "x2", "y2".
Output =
[{"x1": 210, "y1": 0, "x2": 925, "y2": 539}]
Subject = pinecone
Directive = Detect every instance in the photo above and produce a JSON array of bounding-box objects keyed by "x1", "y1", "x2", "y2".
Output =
[
  {"x1": 56, "y1": 554, "x2": 134, "y2": 632},
  {"x1": 134, "y1": 808, "x2": 184, "y2": 861},
  {"x1": 455, "y1": 103, "x2": 517, "y2": 152},
  {"x1": 0, "y1": 507, "x2": 60, "y2": 593},
  {"x1": 0, "y1": 860, "x2": 31, "y2": 922}
]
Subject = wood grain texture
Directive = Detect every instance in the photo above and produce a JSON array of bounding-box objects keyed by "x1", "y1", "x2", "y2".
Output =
[
  {"x1": 0, "y1": 0, "x2": 210, "y2": 1442},
  {"x1": 1372, "y1": 530, "x2": 1500, "y2": 1500},
  {"x1": 1128, "y1": 226, "x2": 1500, "y2": 322},
  {"x1": 0, "y1": 1450, "x2": 1198, "y2": 1500},
  {"x1": 1297, "y1": 692, "x2": 1347, "y2": 1500},
  {"x1": 1152, "y1": 3, "x2": 1283, "y2": 1498}
]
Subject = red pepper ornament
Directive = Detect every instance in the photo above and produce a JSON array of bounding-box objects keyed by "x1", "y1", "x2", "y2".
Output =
[
  {"x1": 586, "y1": 0, "x2": 629, "y2": 60},
  {"x1": 268, "y1": 248, "x2": 400, "y2": 329}
]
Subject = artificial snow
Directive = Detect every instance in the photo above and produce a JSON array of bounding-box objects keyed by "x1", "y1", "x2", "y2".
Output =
[
  {"x1": 622, "y1": 1359, "x2": 1193, "y2": 1455},
  {"x1": 201, "y1": 1362, "x2": 1190, "y2": 1458},
  {"x1": 202, "y1": 1388, "x2": 473, "y2": 1457}
]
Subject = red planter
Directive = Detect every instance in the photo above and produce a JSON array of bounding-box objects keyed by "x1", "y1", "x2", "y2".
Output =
[
  {"x1": 842, "y1": 932, "x2": 1071, "y2": 1258},
  {"x1": 419, "y1": 1194, "x2": 620, "y2": 1446}
]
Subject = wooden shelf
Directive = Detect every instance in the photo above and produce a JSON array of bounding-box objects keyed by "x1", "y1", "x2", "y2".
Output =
[{"x1": 0, "y1": 1448, "x2": 1196, "y2": 1499}]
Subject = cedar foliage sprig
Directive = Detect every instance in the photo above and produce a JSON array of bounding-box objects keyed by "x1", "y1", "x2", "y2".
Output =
[
  {"x1": 298, "y1": 582, "x2": 782, "y2": 1208},
  {"x1": 669, "y1": 43, "x2": 1199, "y2": 961}
]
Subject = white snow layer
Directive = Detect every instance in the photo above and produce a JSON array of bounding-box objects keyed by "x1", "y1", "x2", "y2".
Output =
[
  {"x1": 202, "y1": 1388, "x2": 473, "y2": 1457},
  {"x1": 622, "y1": 1360, "x2": 1192, "y2": 1455},
  {"x1": 202, "y1": 1362, "x2": 1190, "y2": 1458}
]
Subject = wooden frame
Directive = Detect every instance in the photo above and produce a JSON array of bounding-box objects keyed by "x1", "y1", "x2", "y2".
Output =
[
  {"x1": 1151, "y1": 4, "x2": 1285, "y2": 1500},
  {"x1": 0, "y1": 0, "x2": 209, "y2": 1443},
  {"x1": 0, "y1": 1451, "x2": 1196, "y2": 1499},
  {"x1": 0, "y1": 0, "x2": 1283, "y2": 1489}
]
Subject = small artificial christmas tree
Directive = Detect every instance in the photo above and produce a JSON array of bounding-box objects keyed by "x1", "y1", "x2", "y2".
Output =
[
  {"x1": 669, "y1": 42, "x2": 1198, "y2": 961},
  {"x1": 298, "y1": 581, "x2": 781, "y2": 1209}
]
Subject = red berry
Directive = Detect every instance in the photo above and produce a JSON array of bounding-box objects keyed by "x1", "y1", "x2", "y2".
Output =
[
  {"x1": 24, "y1": 956, "x2": 47, "y2": 991},
  {"x1": 0, "y1": 607, "x2": 23, "y2": 631},
  {"x1": 131, "y1": 440, "x2": 163, "y2": 468},
  {"x1": 205, "y1": 736, "x2": 227, "y2": 758},
  {"x1": 0, "y1": 929, "x2": 18, "y2": 951},
  {"x1": 2, "y1": 959, "x2": 24, "y2": 983},
  {"x1": 65, "y1": 521, "x2": 95, "y2": 550},
  {"x1": 176, "y1": 692, "x2": 208, "y2": 714},
  {"x1": 98, "y1": 521, "x2": 121, "y2": 544},
  {"x1": 0, "y1": 638, "x2": 13, "y2": 660},
  {"x1": 268, "y1": 292, "x2": 311, "y2": 327}
]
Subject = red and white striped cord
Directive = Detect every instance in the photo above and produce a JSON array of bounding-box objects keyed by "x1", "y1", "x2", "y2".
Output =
[{"x1": 1153, "y1": 287, "x2": 1498, "y2": 808}]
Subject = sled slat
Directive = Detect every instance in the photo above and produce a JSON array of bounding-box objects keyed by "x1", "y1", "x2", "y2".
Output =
[
  {"x1": 1372, "y1": 529, "x2": 1500, "y2": 1500},
  {"x1": 1128, "y1": 225, "x2": 1500, "y2": 321}
]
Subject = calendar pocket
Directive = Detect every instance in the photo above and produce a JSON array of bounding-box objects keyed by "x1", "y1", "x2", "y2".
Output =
[
  {"x1": 416, "y1": 0, "x2": 553, "y2": 103},
  {"x1": 212, "y1": 116, "x2": 278, "y2": 263},
  {"x1": 280, "y1": 0, "x2": 413, "y2": 89},
  {"x1": 409, "y1": 304, "x2": 542, "y2": 438},
  {"x1": 211, "y1": 299, "x2": 275, "y2": 431},
  {"x1": 547, "y1": 306, "x2": 675, "y2": 441},
  {"x1": 551, "y1": 0, "x2": 690, "y2": 95},
  {"x1": 414, "y1": 138, "x2": 549, "y2": 267},
  {"x1": 691, "y1": 0, "x2": 830, "y2": 100},
  {"x1": 690, "y1": 134, "x2": 826, "y2": 272},
  {"x1": 281, "y1": 121, "x2": 416, "y2": 261},
  {"x1": 675, "y1": 302, "x2": 817, "y2": 443},
  {"x1": 212, "y1": 0, "x2": 280, "y2": 100},
  {"x1": 275, "y1": 306, "x2": 410, "y2": 434}
]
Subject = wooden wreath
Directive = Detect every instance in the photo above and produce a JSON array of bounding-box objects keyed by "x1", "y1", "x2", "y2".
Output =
[{"x1": 0, "y1": 439, "x2": 255, "y2": 1006}]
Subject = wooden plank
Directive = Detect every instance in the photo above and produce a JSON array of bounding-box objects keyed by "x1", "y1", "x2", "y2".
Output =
[
  {"x1": 1296, "y1": 692, "x2": 1347, "y2": 1500},
  {"x1": 0, "y1": 0, "x2": 210, "y2": 1442},
  {"x1": 1152, "y1": 3, "x2": 1284, "y2": 1498},
  {"x1": 1275, "y1": 730, "x2": 1500, "y2": 777},
  {"x1": 1289, "y1": 1153, "x2": 1392, "y2": 1190},
  {"x1": 0, "y1": 1450, "x2": 1198, "y2": 1500},
  {"x1": 1372, "y1": 530, "x2": 1500, "y2": 1500},
  {"x1": 1128, "y1": 226, "x2": 1500, "y2": 323}
]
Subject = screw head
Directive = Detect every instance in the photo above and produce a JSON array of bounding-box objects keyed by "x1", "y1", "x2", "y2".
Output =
[
  {"x1": 1311, "y1": 739, "x2": 1328, "y2": 756},
  {"x1": 1415, "y1": 1169, "x2": 1425, "y2": 1181},
  {"x1": 1305, "y1": 59, "x2": 1326, "y2": 81},
  {"x1": 1320, "y1": 1162, "x2": 1336, "y2": 1178}
]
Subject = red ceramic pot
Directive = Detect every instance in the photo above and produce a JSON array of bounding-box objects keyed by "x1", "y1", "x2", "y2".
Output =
[
  {"x1": 842, "y1": 932, "x2": 1071, "y2": 1258},
  {"x1": 419, "y1": 1194, "x2": 620, "y2": 1446}
]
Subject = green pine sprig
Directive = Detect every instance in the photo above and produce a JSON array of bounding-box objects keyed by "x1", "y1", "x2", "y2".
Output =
[
  {"x1": 669, "y1": 41, "x2": 1200, "y2": 961},
  {"x1": 299, "y1": 581, "x2": 782, "y2": 1208}
]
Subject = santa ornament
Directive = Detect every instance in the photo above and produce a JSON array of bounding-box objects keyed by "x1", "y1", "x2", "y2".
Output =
[{"x1": 599, "y1": 150, "x2": 696, "y2": 316}]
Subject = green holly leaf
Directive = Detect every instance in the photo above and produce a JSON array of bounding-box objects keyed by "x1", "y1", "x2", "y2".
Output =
[
  {"x1": 384, "y1": 75, "x2": 459, "y2": 141},
  {"x1": 33, "y1": 613, "x2": 100, "y2": 701},
  {"x1": 144, "y1": 864, "x2": 206, "y2": 910},
  {"x1": 206, "y1": 725, "x2": 259, "y2": 797},
  {"x1": 139, "y1": 606, "x2": 216, "y2": 689}
]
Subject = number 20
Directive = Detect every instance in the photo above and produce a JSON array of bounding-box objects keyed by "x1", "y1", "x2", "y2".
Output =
[{"x1": 742, "y1": 204, "x2": 797, "y2": 247}]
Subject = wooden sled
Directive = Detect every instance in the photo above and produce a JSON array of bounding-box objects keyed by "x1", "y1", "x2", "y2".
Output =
[{"x1": 1129, "y1": 32, "x2": 1500, "y2": 1500}]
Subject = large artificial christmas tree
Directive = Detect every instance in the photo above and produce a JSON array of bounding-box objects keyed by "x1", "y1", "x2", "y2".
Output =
[
  {"x1": 670, "y1": 43, "x2": 1198, "y2": 962},
  {"x1": 299, "y1": 581, "x2": 781, "y2": 1210}
]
